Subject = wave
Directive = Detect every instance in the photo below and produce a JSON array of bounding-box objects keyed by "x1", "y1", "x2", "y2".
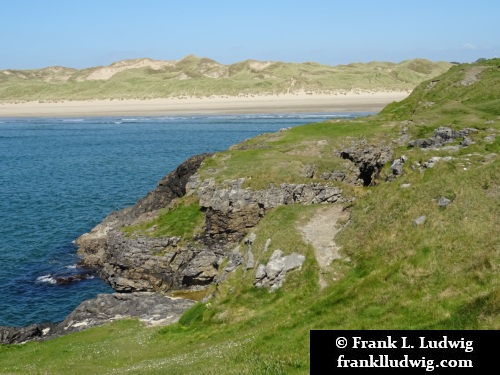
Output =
[
  {"x1": 36, "y1": 274, "x2": 57, "y2": 285},
  {"x1": 35, "y1": 272, "x2": 95, "y2": 285},
  {"x1": 59, "y1": 118, "x2": 85, "y2": 123}
]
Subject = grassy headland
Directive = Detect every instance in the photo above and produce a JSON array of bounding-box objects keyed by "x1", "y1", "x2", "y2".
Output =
[{"x1": 1, "y1": 59, "x2": 498, "y2": 374}]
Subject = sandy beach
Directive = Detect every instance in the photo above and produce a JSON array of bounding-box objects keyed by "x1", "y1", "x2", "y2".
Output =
[{"x1": 0, "y1": 91, "x2": 409, "y2": 117}]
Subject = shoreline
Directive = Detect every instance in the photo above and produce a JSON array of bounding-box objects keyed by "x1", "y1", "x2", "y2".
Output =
[{"x1": 0, "y1": 91, "x2": 409, "y2": 118}]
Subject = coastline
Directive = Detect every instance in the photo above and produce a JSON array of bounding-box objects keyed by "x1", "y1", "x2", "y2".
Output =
[{"x1": 0, "y1": 91, "x2": 409, "y2": 117}]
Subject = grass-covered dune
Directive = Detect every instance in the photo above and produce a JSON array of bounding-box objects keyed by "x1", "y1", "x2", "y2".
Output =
[
  {"x1": 0, "y1": 55, "x2": 451, "y2": 102},
  {"x1": 1, "y1": 59, "x2": 498, "y2": 374}
]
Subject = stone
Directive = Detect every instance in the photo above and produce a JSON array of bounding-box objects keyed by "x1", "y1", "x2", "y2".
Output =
[
  {"x1": 58, "y1": 293, "x2": 195, "y2": 333},
  {"x1": 199, "y1": 180, "x2": 345, "y2": 245},
  {"x1": 424, "y1": 157, "x2": 442, "y2": 168},
  {"x1": 302, "y1": 164, "x2": 315, "y2": 178},
  {"x1": 77, "y1": 153, "x2": 211, "y2": 268},
  {"x1": 264, "y1": 238, "x2": 272, "y2": 253},
  {"x1": 413, "y1": 215, "x2": 427, "y2": 227},
  {"x1": 484, "y1": 135, "x2": 496, "y2": 143},
  {"x1": 390, "y1": 156, "x2": 407, "y2": 176},
  {"x1": 460, "y1": 136, "x2": 474, "y2": 146},
  {"x1": 254, "y1": 250, "x2": 305, "y2": 291},
  {"x1": 437, "y1": 196, "x2": 452, "y2": 207}
]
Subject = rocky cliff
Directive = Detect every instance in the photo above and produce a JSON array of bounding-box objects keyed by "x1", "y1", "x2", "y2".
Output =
[{"x1": 76, "y1": 158, "x2": 350, "y2": 293}]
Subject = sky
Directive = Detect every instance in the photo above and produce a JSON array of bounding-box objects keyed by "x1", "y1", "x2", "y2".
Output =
[{"x1": 0, "y1": 0, "x2": 498, "y2": 70}]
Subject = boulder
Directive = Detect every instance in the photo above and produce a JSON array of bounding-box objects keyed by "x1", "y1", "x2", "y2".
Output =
[
  {"x1": 254, "y1": 250, "x2": 306, "y2": 291},
  {"x1": 0, "y1": 323, "x2": 56, "y2": 344},
  {"x1": 437, "y1": 196, "x2": 452, "y2": 207},
  {"x1": 413, "y1": 215, "x2": 427, "y2": 227}
]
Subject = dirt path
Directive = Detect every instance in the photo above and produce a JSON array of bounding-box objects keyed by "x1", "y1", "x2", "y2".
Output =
[
  {"x1": 298, "y1": 204, "x2": 349, "y2": 289},
  {"x1": 462, "y1": 66, "x2": 486, "y2": 85}
]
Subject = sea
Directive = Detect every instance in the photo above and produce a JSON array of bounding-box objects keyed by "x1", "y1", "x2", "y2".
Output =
[{"x1": 0, "y1": 113, "x2": 368, "y2": 327}]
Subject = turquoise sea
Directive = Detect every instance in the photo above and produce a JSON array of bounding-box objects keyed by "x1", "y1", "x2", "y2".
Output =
[{"x1": 0, "y1": 113, "x2": 366, "y2": 326}]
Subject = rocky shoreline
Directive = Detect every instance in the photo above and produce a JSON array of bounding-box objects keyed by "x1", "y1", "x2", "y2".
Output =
[{"x1": 2, "y1": 123, "x2": 485, "y2": 345}]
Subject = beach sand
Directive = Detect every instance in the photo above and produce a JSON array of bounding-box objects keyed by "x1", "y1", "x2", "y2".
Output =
[{"x1": 0, "y1": 91, "x2": 409, "y2": 117}]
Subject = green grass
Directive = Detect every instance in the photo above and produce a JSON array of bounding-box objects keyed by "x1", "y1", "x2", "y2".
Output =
[
  {"x1": 1, "y1": 59, "x2": 498, "y2": 374},
  {"x1": 199, "y1": 118, "x2": 400, "y2": 190},
  {"x1": 122, "y1": 196, "x2": 204, "y2": 241}
]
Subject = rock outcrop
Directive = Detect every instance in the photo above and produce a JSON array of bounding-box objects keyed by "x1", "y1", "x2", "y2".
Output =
[
  {"x1": 76, "y1": 153, "x2": 211, "y2": 268},
  {"x1": 80, "y1": 175, "x2": 347, "y2": 293},
  {"x1": 408, "y1": 127, "x2": 477, "y2": 149},
  {"x1": 198, "y1": 178, "x2": 346, "y2": 245},
  {"x1": 254, "y1": 250, "x2": 306, "y2": 291},
  {"x1": 0, "y1": 293, "x2": 195, "y2": 344},
  {"x1": 0, "y1": 323, "x2": 56, "y2": 345},
  {"x1": 337, "y1": 143, "x2": 394, "y2": 186},
  {"x1": 58, "y1": 293, "x2": 195, "y2": 333}
]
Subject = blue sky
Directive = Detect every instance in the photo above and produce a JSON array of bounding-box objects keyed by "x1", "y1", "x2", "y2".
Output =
[{"x1": 1, "y1": 0, "x2": 498, "y2": 69}]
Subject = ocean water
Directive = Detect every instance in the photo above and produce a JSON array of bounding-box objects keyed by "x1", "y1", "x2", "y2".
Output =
[{"x1": 0, "y1": 113, "x2": 367, "y2": 326}]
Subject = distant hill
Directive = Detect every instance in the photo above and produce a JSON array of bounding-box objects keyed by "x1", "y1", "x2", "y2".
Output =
[{"x1": 0, "y1": 55, "x2": 452, "y2": 102}]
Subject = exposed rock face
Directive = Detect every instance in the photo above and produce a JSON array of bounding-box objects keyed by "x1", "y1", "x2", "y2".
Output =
[
  {"x1": 198, "y1": 178, "x2": 346, "y2": 244},
  {"x1": 100, "y1": 233, "x2": 183, "y2": 292},
  {"x1": 83, "y1": 176, "x2": 346, "y2": 293},
  {"x1": 58, "y1": 293, "x2": 195, "y2": 333},
  {"x1": 76, "y1": 153, "x2": 211, "y2": 268},
  {"x1": 71, "y1": 150, "x2": 350, "y2": 329},
  {"x1": 0, "y1": 323, "x2": 56, "y2": 345},
  {"x1": 254, "y1": 250, "x2": 306, "y2": 291},
  {"x1": 95, "y1": 232, "x2": 227, "y2": 292},
  {"x1": 339, "y1": 144, "x2": 394, "y2": 186},
  {"x1": 0, "y1": 293, "x2": 195, "y2": 344},
  {"x1": 408, "y1": 127, "x2": 477, "y2": 149}
]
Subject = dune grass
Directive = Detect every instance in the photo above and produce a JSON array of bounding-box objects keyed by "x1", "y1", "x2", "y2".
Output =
[{"x1": 0, "y1": 56, "x2": 451, "y2": 102}]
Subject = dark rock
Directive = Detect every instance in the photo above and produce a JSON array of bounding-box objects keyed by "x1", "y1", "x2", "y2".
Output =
[
  {"x1": 54, "y1": 272, "x2": 94, "y2": 284},
  {"x1": 181, "y1": 250, "x2": 219, "y2": 286},
  {"x1": 1, "y1": 292, "x2": 196, "y2": 344},
  {"x1": 76, "y1": 153, "x2": 211, "y2": 268},
  {"x1": 0, "y1": 323, "x2": 56, "y2": 344},
  {"x1": 408, "y1": 127, "x2": 478, "y2": 149},
  {"x1": 408, "y1": 138, "x2": 438, "y2": 148},
  {"x1": 340, "y1": 144, "x2": 393, "y2": 186},
  {"x1": 57, "y1": 293, "x2": 195, "y2": 335}
]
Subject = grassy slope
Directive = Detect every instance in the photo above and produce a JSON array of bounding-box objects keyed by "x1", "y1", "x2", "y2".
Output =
[
  {"x1": 0, "y1": 57, "x2": 451, "y2": 101},
  {"x1": 1, "y1": 59, "x2": 499, "y2": 374}
]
